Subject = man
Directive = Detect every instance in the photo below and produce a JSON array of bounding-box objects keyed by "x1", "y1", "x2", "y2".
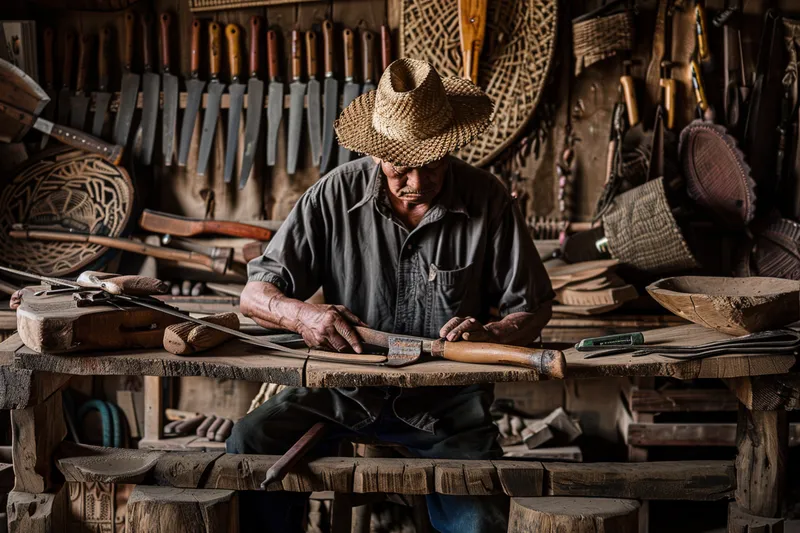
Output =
[{"x1": 229, "y1": 58, "x2": 554, "y2": 533}]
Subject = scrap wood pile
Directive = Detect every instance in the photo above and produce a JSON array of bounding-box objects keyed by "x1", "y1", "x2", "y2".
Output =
[{"x1": 495, "y1": 407, "x2": 583, "y2": 462}]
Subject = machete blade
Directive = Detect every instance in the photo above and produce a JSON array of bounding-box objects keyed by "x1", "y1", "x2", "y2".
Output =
[
  {"x1": 40, "y1": 88, "x2": 57, "y2": 148},
  {"x1": 161, "y1": 73, "x2": 179, "y2": 165},
  {"x1": 239, "y1": 78, "x2": 264, "y2": 189},
  {"x1": 320, "y1": 78, "x2": 338, "y2": 173},
  {"x1": 196, "y1": 81, "x2": 226, "y2": 176},
  {"x1": 91, "y1": 91, "x2": 111, "y2": 138},
  {"x1": 139, "y1": 71, "x2": 160, "y2": 165},
  {"x1": 56, "y1": 88, "x2": 71, "y2": 126},
  {"x1": 224, "y1": 81, "x2": 246, "y2": 183},
  {"x1": 287, "y1": 81, "x2": 307, "y2": 175},
  {"x1": 337, "y1": 82, "x2": 360, "y2": 165},
  {"x1": 306, "y1": 79, "x2": 322, "y2": 167},
  {"x1": 113, "y1": 72, "x2": 140, "y2": 147},
  {"x1": 266, "y1": 81, "x2": 284, "y2": 167},
  {"x1": 69, "y1": 95, "x2": 90, "y2": 130},
  {"x1": 177, "y1": 78, "x2": 206, "y2": 167}
]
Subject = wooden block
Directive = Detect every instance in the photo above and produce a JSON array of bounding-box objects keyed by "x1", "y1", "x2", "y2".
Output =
[
  {"x1": 152, "y1": 452, "x2": 225, "y2": 489},
  {"x1": 728, "y1": 502, "x2": 785, "y2": 533},
  {"x1": 492, "y1": 460, "x2": 544, "y2": 497},
  {"x1": 433, "y1": 460, "x2": 499, "y2": 496},
  {"x1": 521, "y1": 419, "x2": 553, "y2": 449},
  {"x1": 57, "y1": 444, "x2": 164, "y2": 484},
  {"x1": 727, "y1": 374, "x2": 800, "y2": 411},
  {"x1": 126, "y1": 486, "x2": 238, "y2": 533},
  {"x1": 508, "y1": 497, "x2": 639, "y2": 533},
  {"x1": 543, "y1": 407, "x2": 582, "y2": 445},
  {"x1": 630, "y1": 388, "x2": 738, "y2": 412},
  {"x1": 353, "y1": 458, "x2": 434, "y2": 495},
  {"x1": 12, "y1": 387, "x2": 67, "y2": 493},
  {"x1": 7, "y1": 488, "x2": 67, "y2": 533},
  {"x1": 628, "y1": 422, "x2": 800, "y2": 447}
]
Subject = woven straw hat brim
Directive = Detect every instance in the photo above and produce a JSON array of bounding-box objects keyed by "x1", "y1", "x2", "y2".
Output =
[{"x1": 334, "y1": 77, "x2": 494, "y2": 167}]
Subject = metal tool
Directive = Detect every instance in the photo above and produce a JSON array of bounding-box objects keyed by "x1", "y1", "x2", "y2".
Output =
[
  {"x1": 380, "y1": 23, "x2": 392, "y2": 72},
  {"x1": 305, "y1": 30, "x2": 322, "y2": 168},
  {"x1": 458, "y1": 0, "x2": 487, "y2": 83},
  {"x1": 287, "y1": 29, "x2": 306, "y2": 175},
  {"x1": 178, "y1": 19, "x2": 206, "y2": 167},
  {"x1": 224, "y1": 23, "x2": 245, "y2": 184},
  {"x1": 160, "y1": 13, "x2": 179, "y2": 166},
  {"x1": 91, "y1": 28, "x2": 112, "y2": 138},
  {"x1": 139, "y1": 13, "x2": 160, "y2": 165},
  {"x1": 40, "y1": 27, "x2": 56, "y2": 148},
  {"x1": 56, "y1": 30, "x2": 75, "y2": 127},
  {"x1": 691, "y1": 58, "x2": 711, "y2": 119},
  {"x1": 69, "y1": 32, "x2": 90, "y2": 130},
  {"x1": 320, "y1": 19, "x2": 338, "y2": 173},
  {"x1": 338, "y1": 28, "x2": 359, "y2": 166},
  {"x1": 575, "y1": 332, "x2": 645, "y2": 350},
  {"x1": 361, "y1": 30, "x2": 376, "y2": 94},
  {"x1": 197, "y1": 22, "x2": 226, "y2": 177},
  {"x1": 265, "y1": 29, "x2": 283, "y2": 167},
  {"x1": 239, "y1": 16, "x2": 265, "y2": 189},
  {"x1": 113, "y1": 11, "x2": 141, "y2": 148}
]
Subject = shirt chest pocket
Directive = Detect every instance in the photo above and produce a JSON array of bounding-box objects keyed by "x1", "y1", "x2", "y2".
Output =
[{"x1": 423, "y1": 262, "x2": 476, "y2": 337}]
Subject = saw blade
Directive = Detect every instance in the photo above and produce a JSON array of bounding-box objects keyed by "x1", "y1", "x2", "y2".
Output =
[
  {"x1": 112, "y1": 72, "x2": 140, "y2": 147},
  {"x1": 177, "y1": 78, "x2": 206, "y2": 167},
  {"x1": 161, "y1": 73, "x2": 179, "y2": 166},
  {"x1": 287, "y1": 81, "x2": 306, "y2": 175},
  {"x1": 239, "y1": 78, "x2": 264, "y2": 189},
  {"x1": 224, "y1": 82, "x2": 246, "y2": 183},
  {"x1": 139, "y1": 72, "x2": 160, "y2": 165},
  {"x1": 266, "y1": 81, "x2": 284, "y2": 166},
  {"x1": 196, "y1": 81, "x2": 226, "y2": 176}
]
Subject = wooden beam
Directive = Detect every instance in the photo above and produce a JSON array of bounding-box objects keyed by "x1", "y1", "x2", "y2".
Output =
[
  {"x1": 0, "y1": 336, "x2": 71, "y2": 409},
  {"x1": 727, "y1": 503, "x2": 785, "y2": 533},
  {"x1": 143, "y1": 376, "x2": 164, "y2": 443},
  {"x1": 12, "y1": 386, "x2": 67, "y2": 493},
  {"x1": 628, "y1": 422, "x2": 800, "y2": 447},
  {"x1": 509, "y1": 497, "x2": 640, "y2": 533},
  {"x1": 7, "y1": 489, "x2": 67, "y2": 533},
  {"x1": 630, "y1": 388, "x2": 738, "y2": 412},
  {"x1": 726, "y1": 374, "x2": 800, "y2": 411},
  {"x1": 735, "y1": 406, "x2": 787, "y2": 518}
]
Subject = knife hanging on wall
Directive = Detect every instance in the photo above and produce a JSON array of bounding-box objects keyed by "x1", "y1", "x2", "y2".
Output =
[
  {"x1": 287, "y1": 28, "x2": 307, "y2": 175},
  {"x1": 69, "y1": 32, "x2": 89, "y2": 130},
  {"x1": 239, "y1": 16, "x2": 265, "y2": 189},
  {"x1": 265, "y1": 29, "x2": 284, "y2": 168},
  {"x1": 338, "y1": 27, "x2": 359, "y2": 166},
  {"x1": 160, "y1": 12, "x2": 179, "y2": 166},
  {"x1": 305, "y1": 29, "x2": 322, "y2": 168},
  {"x1": 320, "y1": 19, "x2": 338, "y2": 174},
  {"x1": 91, "y1": 28, "x2": 112, "y2": 138},
  {"x1": 224, "y1": 24, "x2": 245, "y2": 184},
  {"x1": 138, "y1": 13, "x2": 160, "y2": 165},
  {"x1": 178, "y1": 19, "x2": 206, "y2": 167},
  {"x1": 113, "y1": 12, "x2": 140, "y2": 148},
  {"x1": 197, "y1": 22, "x2": 226, "y2": 177}
]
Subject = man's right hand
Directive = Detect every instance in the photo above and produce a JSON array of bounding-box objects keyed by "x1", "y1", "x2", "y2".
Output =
[{"x1": 295, "y1": 304, "x2": 367, "y2": 354}]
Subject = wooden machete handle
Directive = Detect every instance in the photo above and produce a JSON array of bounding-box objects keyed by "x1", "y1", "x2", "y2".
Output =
[
  {"x1": 141, "y1": 12, "x2": 154, "y2": 71},
  {"x1": 306, "y1": 30, "x2": 317, "y2": 80},
  {"x1": 160, "y1": 12, "x2": 172, "y2": 72},
  {"x1": 75, "y1": 32, "x2": 88, "y2": 93},
  {"x1": 226, "y1": 24, "x2": 241, "y2": 79},
  {"x1": 291, "y1": 29, "x2": 301, "y2": 80},
  {"x1": 250, "y1": 16, "x2": 262, "y2": 77},
  {"x1": 190, "y1": 19, "x2": 201, "y2": 75},
  {"x1": 123, "y1": 11, "x2": 135, "y2": 71},
  {"x1": 209, "y1": 21, "x2": 222, "y2": 78},
  {"x1": 322, "y1": 19, "x2": 334, "y2": 76},
  {"x1": 343, "y1": 27, "x2": 354, "y2": 80},
  {"x1": 380, "y1": 24, "x2": 391, "y2": 72},
  {"x1": 437, "y1": 341, "x2": 566, "y2": 378},
  {"x1": 98, "y1": 27, "x2": 111, "y2": 90},
  {"x1": 43, "y1": 28, "x2": 54, "y2": 87},
  {"x1": 361, "y1": 30, "x2": 374, "y2": 83},
  {"x1": 267, "y1": 29, "x2": 279, "y2": 81}
]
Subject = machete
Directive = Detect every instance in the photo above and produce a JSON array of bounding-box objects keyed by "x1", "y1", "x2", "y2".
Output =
[
  {"x1": 91, "y1": 28, "x2": 112, "y2": 138},
  {"x1": 197, "y1": 22, "x2": 226, "y2": 177},
  {"x1": 138, "y1": 13, "x2": 160, "y2": 165},
  {"x1": 160, "y1": 12, "x2": 179, "y2": 166},
  {"x1": 224, "y1": 23, "x2": 245, "y2": 184},
  {"x1": 305, "y1": 30, "x2": 322, "y2": 167},
  {"x1": 69, "y1": 32, "x2": 90, "y2": 130},
  {"x1": 361, "y1": 30, "x2": 376, "y2": 94},
  {"x1": 287, "y1": 28, "x2": 306, "y2": 175},
  {"x1": 265, "y1": 29, "x2": 283, "y2": 167},
  {"x1": 239, "y1": 16, "x2": 265, "y2": 189},
  {"x1": 56, "y1": 30, "x2": 74, "y2": 127},
  {"x1": 320, "y1": 19, "x2": 338, "y2": 173},
  {"x1": 177, "y1": 19, "x2": 206, "y2": 167},
  {"x1": 337, "y1": 27, "x2": 359, "y2": 166},
  {"x1": 40, "y1": 27, "x2": 56, "y2": 148},
  {"x1": 113, "y1": 12, "x2": 140, "y2": 148}
]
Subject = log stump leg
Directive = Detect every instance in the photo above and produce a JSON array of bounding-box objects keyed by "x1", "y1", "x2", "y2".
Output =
[
  {"x1": 125, "y1": 486, "x2": 238, "y2": 533},
  {"x1": 7, "y1": 488, "x2": 67, "y2": 533},
  {"x1": 728, "y1": 503, "x2": 785, "y2": 533},
  {"x1": 508, "y1": 497, "x2": 640, "y2": 533}
]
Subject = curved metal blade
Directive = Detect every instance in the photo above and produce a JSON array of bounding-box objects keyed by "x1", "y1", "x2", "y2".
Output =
[
  {"x1": 177, "y1": 78, "x2": 206, "y2": 167},
  {"x1": 239, "y1": 78, "x2": 264, "y2": 189},
  {"x1": 320, "y1": 78, "x2": 338, "y2": 173},
  {"x1": 91, "y1": 91, "x2": 111, "y2": 138},
  {"x1": 69, "y1": 95, "x2": 89, "y2": 130},
  {"x1": 139, "y1": 72, "x2": 160, "y2": 165},
  {"x1": 224, "y1": 82, "x2": 246, "y2": 183},
  {"x1": 112, "y1": 72, "x2": 140, "y2": 147},
  {"x1": 197, "y1": 81, "x2": 226, "y2": 176},
  {"x1": 337, "y1": 82, "x2": 360, "y2": 165}
]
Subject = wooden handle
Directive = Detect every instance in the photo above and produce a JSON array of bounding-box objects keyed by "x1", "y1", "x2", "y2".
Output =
[
  {"x1": 141, "y1": 13, "x2": 154, "y2": 71},
  {"x1": 620, "y1": 75, "x2": 639, "y2": 126},
  {"x1": 305, "y1": 31, "x2": 317, "y2": 79},
  {"x1": 250, "y1": 16, "x2": 262, "y2": 77},
  {"x1": 76, "y1": 271, "x2": 169, "y2": 296},
  {"x1": 291, "y1": 29, "x2": 301, "y2": 80},
  {"x1": 98, "y1": 28, "x2": 110, "y2": 90},
  {"x1": 160, "y1": 12, "x2": 172, "y2": 71},
  {"x1": 209, "y1": 22, "x2": 222, "y2": 78},
  {"x1": 190, "y1": 19, "x2": 201, "y2": 75},
  {"x1": 123, "y1": 11, "x2": 135, "y2": 70},
  {"x1": 267, "y1": 29, "x2": 279, "y2": 81},
  {"x1": 343, "y1": 28, "x2": 354, "y2": 80},
  {"x1": 659, "y1": 78, "x2": 676, "y2": 129},
  {"x1": 380, "y1": 24, "x2": 391, "y2": 72},
  {"x1": 437, "y1": 341, "x2": 566, "y2": 378},
  {"x1": 138, "y1": 209, "x2": 275, "y2": 241},
  {"x1": 458, "y1": 0, "x2": 487, "y2": 84},
  {"x1": 75, "y1": 33, "x2": 88, "y2": 93},
  {"x1": 361, "y1": 30, "x2": 374, "y2": 83},
  {"x1": 696, "y1": 3, "x2": 710, "y2": 61},
  {"x1": 322, "y1": 19, "x2": 334, "y2": 76},
  {"x1": 202, "y1": 220, "x2": 274, "y2": 240},
  {"x1": 262, "y1": 423, "x2": 328, "y2": 487},
  {"x1": 62, "y1": 31, "x2": 74, "y2": 89},
  {"x1": 42, "y1": 28, "x2": 54, "y2": 87},
  {"x1": 226, "y1": 24, "x2": 241, "y2": 79}
]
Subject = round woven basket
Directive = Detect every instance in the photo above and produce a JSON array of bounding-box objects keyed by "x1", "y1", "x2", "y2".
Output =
[{"x1": 400, "y1": 0, "x2": 558, "y2": 167}]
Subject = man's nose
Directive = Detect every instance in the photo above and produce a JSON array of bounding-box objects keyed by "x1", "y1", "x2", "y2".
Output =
[{"x1": 406, "y1": 169, "x2": 427, "y2": 189}]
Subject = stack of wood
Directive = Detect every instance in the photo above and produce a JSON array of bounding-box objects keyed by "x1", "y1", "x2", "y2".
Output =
[
  {"x1": 546, "y1": 260, "x2": 638, "y2": 315},
  {"x1": 496, "y1": 407, "x2": 583, "y2": 462}
]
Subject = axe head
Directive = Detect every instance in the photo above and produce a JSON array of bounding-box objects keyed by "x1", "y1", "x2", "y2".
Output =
[{"x1": 385, "y1": 336, "x2": 424, "y2": 367}]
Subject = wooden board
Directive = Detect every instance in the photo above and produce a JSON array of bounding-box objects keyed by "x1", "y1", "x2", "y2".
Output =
[
  {"x1": 508, "y1": 497, "x2": 639, "y2": 533},
  {"x1": 629, "y1": 388, "x2": 738, "y2": 412},
  {"x1": 628, "y1": 422, "x2": 800, "y2": 447}
]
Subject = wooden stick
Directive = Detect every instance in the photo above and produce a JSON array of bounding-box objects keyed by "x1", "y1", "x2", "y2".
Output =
[{"x1": 261, "y1": 422, "x2": 328, "y2": 489}]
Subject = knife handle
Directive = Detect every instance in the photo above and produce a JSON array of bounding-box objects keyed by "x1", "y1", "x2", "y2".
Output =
[
  {"x1": 291, "y1": 29, "x2": 301, "y2": 81},
  {"x1": 160, "y1": 12, "x2": 172, "y2": 72},
  {"x1": 98, "y1": 27, "x2": 110, "y2": 90},
  {"x1": 75, "y1": 32, "x2": 88, "y2": 93},
  {"x1": 322, "y1": 19, "x2": 334, "y2": 76},
  {"x1": 209, "y1": 22, "x2": 222, "y2": 79},
  {"x1": 226, "y1": 24, "x2": 241, "y2": 79},
  {"x1": 190, "y1": 19, "x2": 201, "y2": 75},
  {"x1": 62, "y1": 30, "x2": 74, "y2": 89},
  {"x1": 380, "y1": 24, "x2": 391, "y2": 72},
  {"x1": 141, "y1": 13, "x2": 154, "y2": 71},
  {"x1": 305, "y1": 30, "x2": 317, "y2": 79},
  {"x1": 343, "y1": 28, "x2": 355, "y2": 80},
  {"x1": 361, "y1": 30, "x2": 374, "y2": 84},
  {"x1": 250, "y1": 16, "x2": 262, "y2": 77},
  {"x1": 267, "y1": 29, "x2": 279, "y2": 81},
  {"x1": 437, "y1": 341, "x2": 566, "y2": 378},
  {"x1": 123, "y1": 11, "x2": 135, "y2": 71},
  {"x1": 42, "y1": 27, "x2": 54, "y2": 87}
]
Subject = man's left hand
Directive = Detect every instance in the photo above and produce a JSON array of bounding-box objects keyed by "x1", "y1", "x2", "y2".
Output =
[{"x1": 439, "y1": 317, "x2": 496, "y2": 342}]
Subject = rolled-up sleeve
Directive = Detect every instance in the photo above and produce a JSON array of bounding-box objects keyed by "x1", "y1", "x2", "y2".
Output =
[
  {"x1": 247, "y1": 191, "x2": 324, "y2": 301},
  {"x1": 486, "y1": 199, "x2": 555, "y2": 316}
]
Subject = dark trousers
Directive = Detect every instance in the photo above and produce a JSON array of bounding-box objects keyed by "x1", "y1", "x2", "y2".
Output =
[{"x1": 226, "y1": 386, "x2": 509, "y2": 533}]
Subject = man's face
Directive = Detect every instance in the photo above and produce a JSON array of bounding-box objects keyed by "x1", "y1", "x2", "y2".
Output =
[{"x1": 375, "y1": 157, "x2": 449, "y2": 205}]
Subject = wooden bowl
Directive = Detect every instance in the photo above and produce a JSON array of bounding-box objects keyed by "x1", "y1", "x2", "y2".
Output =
[{"x1": 646, "y1": 276, "x2": 800, "y2": 336}]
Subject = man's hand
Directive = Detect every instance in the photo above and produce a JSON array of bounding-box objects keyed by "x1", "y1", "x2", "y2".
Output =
[
  {"x1": 10, "y1": 290, "x2": 22, "y2": 310},
  {"x1": 439, "y1": 317, "x2": 495, "y2": 342},
  {"x1": 295, "y1": 304, "x2": 367, "y2": 353},
  {"x1": 439, "y1": 305, "x2": 553, "y2": 346}
]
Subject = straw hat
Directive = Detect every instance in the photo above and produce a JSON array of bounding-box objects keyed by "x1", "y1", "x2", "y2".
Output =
[{"x1": 334, "y1": 58, "x2": 494, "y2": 167}]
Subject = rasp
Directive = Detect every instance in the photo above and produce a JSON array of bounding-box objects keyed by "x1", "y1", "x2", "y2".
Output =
[
  {"x1": 177, "y1": 19, "x2": 205, "y2": 167},
  {"x1": 361, "y1": 30, "x2": 376, "y2": 94},
  {"x1": 69, "y1": 33, "x2": 90, "y2": 130},
  {"x1": 91, "y1": 28, "x2": 112, "y2": 138},
  {"x1": 305, "y1": 30, "x2": 322, "y2": 167},
  {"x1": 239, "y1": 16, "x2": 265, "y2": 189},
  {"x1": 265, "y1": 29, "x2": 284, "y2": 167},
  {"x1": 39, "y1": 27, "x2": 56, "y2": 148},
  {"x1": 138, "y1": 13, "x2": 160, "y2": 165},
  {"x1": 380, "y1": 23, "x2": 392, "y2": 72},
  {"x1": 113, "y1": 12, "x2": 140, "y2": 148},
  {"x1": 337, "y1": 27, "x2": 359, "y2": 166},
  {"x1": 287, "y1": 29, "x2": 306, "y2": 175},
  {"x1": 320, "y1": 19, "x2": 338, "y2": 173},
  {"x1": 56, "y1": 30, "x2": 74, "y2": 127},
  {"x1": 196, "y1": 22, "x2": 226, "y2": 177},
  {"x1": 160, "y1": 12, "x2": 179, "y2": 166},
  {"x1": 223, "y1": 23, "x2": 245, "y2": 184}
]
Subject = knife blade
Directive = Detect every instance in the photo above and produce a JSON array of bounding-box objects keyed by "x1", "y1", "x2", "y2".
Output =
[
  {"x1": 160, "y1": 12, "x2": 178, "y2": 166},
  {"x1": 177, "y1": 19, "x2": 206, "y2": 167},
  {"x1": 380, "y1": 23, "x2": 392, "y2": 72},
  {"x1": 69, "y1": 33, "x2": 90, "y2": 130},
  {"x1": 239, "y1": 16, "x2": 265, "y2": 189},
  {"x1": 113, "y1": 11, "x2": 140, "y2": 148},
  {"x1": 56, "y1": 30, "x2": 74, "y2": 127},
  {"x1": 138, "y1": 13, "x2": 160, "y2": 165},
  {"x1": 197, "y1": 22, "x2": 226, "y2": 177},
  {"x1": 40, "y1": 27, "x2": 56, "y2": 148},
  {"x1": 305, "y1": 30, "x2": 322, "y2": 168},
  {"x1": 320, "y1": 19, "x2": 338, "y2": 173},
  {"x1": 338, "y1": 27, "x2": 359, "y2": 166},
  {"x1": 91, "y1": 28, "x2": 112, "y2": 138},
  {"x1": 224, "y1": 23, "x2": 245, "y2": 184},
  {"x1": 361, "y1": 30, "x2": 376, "y2": 94},
  {"x1": 287, "y1": 29, "x2": 306, "y2": 176},
  {"x1": 265, "y1": 29, "x2": 284, "y2": 167}
]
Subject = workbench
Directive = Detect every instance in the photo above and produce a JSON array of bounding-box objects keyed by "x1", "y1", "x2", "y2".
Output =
[{"x1": 0, "y1": 323, "x2": 796, "y2": 532}]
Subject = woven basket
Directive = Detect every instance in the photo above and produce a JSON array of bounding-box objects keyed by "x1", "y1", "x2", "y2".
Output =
[
  {"x1": 400, "y1": 0, "x2": 558, "y2": 167},
  {"x1": 573, "y1": 11, "x2": 634, "y2": 76}
]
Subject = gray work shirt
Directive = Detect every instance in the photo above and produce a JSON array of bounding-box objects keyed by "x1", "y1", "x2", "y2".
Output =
[{"x1": 248, "y1": 156, "x2": 554, "y2": 431}]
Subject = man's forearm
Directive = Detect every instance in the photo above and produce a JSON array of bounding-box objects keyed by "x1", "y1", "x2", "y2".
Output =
[
  {"x1": 484, "y1": 303, "x2": 553, "y2": 346},
  {"x1": 240, "y1": 280, "x2": 307, "y2": 332}
]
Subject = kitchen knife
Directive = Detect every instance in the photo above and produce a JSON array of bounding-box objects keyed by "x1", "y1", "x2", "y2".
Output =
[
  {"x1": 160, "y1": 12, "x2": 179, "y2": 166},
  {"x1": 380, "y1": 23, "x2": 392, "y2": 72},
  {"x1": 239, "y1": 16, "x2": 265, "y2": 189},
  {"x1": 361, "y1": 30, "x2": 376, "y2": 94},
  {"x1": 338, "y1": 27, "x2": 359, "y2": 166},
  {"x1": 138, "y1": 13, "x2": 160, "y2": 165},
  {"x1": 56, "y1": 30, "x2": 74, "y2": 127},
  {"x1": 305, "y1": 30, "x2": 322, "y2": 167},
  {"x1": 91, "y1": 28, "x2": 112, "y2": 138},
  {"x1": 177, "y1": 19, "x2": 206, "y2": 167},
  {"x1": 287, "y1": 29, "x2": 306, "y2": 175},
  {"x1": 69, "y1": 33, "x2": 90, "y2": 130},
  {"x1": 320, "y1": 19, "x2": 338, "y2": 174},
  {"x1": 265, "y1": 29, "x2": 283, "y2": 167},
  {"x1": 197, "y1": 22, "x2": 226, "y2": 177},
  {"x1": 224, "y1": 23, "x2": 245, "y2": 184},
  {"x1": 113, "y1": 11, "x2": 140, "y2": 148},
  {"x1": 40, "y1": 27, "x2": 56, "y2": 148}
]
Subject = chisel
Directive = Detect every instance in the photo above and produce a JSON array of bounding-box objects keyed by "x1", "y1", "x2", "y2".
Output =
[
  {"x1": 138, "y1": 13, "x2": 160, "y2": 165},
  {"x1": 224, "y1": 23, "x2": 245, "y2": 184},
  {"x1": 40, "y1": 27, "x2": 56, "y2": 148},
  {"x1": 361, "y1": 30, "x2": 376, "y2": 94},
  {"x1": 91, "y1": 28, "x2": 112, "y2": 138},
  {"x1": 56, "y1": 30, "x2": 74, "y2": 127},
  {"x1": 265, "y1": 29, "x2": 283, "y2": 167},
  {"x1": 338, "y1": 27, "x2": 359, "y2": 165},
  {"x1": 287, "y1": 28, "x2": 306, "y2": 175},
  {"x1": 197, "y1": 22, "x2": 226, "y2": 177},
  {"x1": 69, "y1": 32, "x2": 90, "y2": 130},
  {"x1": 320, "y1": 19, "x2": 338, "y2": 173},
  {"x1": 113, "y1": 11, "x2": 140, "y2": 148},
  {"x1": 305, "y1": 30, "x2": 322, "y2": 167},
  {"x1": 239, "y1": 16, "x2": 265, "y2": 189},
  {"x1": 178, "y1": 19, "x2": 206, "y2": 167},
  {"x1": 160, "y1": 12, "x2": 179, "y2": 166}
]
